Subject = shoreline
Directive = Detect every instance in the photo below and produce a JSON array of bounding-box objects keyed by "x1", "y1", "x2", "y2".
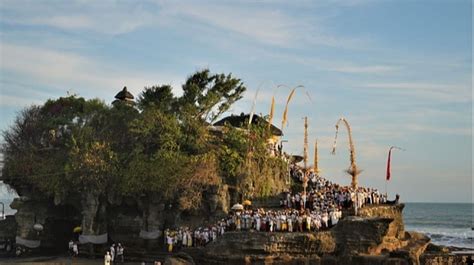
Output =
[{"x1": 0, "y1": 243, "x2": 472, "y2": 264}]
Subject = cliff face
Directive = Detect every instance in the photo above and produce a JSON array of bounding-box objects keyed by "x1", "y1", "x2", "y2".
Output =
[
  {"x1": 2, "y1": 201, "x2": 468, "y2": 265},
  {"x1": 197, "y1": 204, "x2": 434, "y2": 265},
  {"x1": 6, "y1": 179, "x2": 287, "y2": 253},
  {"x1": 358, "y1": 204, "x2": 405, "y2": 239}
]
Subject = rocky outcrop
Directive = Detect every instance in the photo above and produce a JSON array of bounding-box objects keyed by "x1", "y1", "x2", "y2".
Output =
[
  {"x1": 358, "y1": 204, "x2": 405, "y2": 239},
  {"x1": 333, "y1": 216, "x2": 395, "y2": 256},
  {"x1": 1, "y1": 199, "x2": 466, "y2": 265},
  {"x1": 198, "y1": 231, "x2": 335, "y2": 264},
  {"x1": 420, "y1": 252, "x2": 473, "y2": 265},
  {"x1": 197, "y1": 204, "x2": 439, "y2": 265},
  {"x1": 164, "y1": 252, "x2": 196, "y2": 265},
  {"x1": 420, "y1": 244, "x2": 473, "y2": 265},
  {"x1": 10, "y1": 197, "x2": 48, "y2": 242}
]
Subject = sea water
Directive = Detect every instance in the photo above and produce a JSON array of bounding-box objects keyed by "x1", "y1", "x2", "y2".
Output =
[{"x1": 404, "y1": 202, "x2": 473, "y2": 249}]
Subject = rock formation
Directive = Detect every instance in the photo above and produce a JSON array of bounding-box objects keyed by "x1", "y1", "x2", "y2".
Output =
[{"x1": 195, "y1": 204, "x2": 444, "y2": 265}]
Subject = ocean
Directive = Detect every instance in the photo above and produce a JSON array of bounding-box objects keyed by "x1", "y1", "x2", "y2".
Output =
[
  {"x1": 0, "y1": 197, "x2": 471, "y2": 249},
  {"x1": 404, "y1": 203, "x2": 473, "y2": 249}
]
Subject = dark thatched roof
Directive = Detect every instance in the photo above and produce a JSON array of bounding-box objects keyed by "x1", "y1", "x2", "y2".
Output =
[
  {"x1": 115, "y1": 87, "x2": 134, "y2": 100},
  {"x1": 290, "y1": 155, "x2": 304, "y2": 163},
  {"x1": 213, "y1": 113, "x2": 282, "y2": 136}
]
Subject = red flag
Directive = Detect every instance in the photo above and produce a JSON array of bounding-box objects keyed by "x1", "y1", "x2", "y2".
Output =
[{"x1": 386, "y1": 148, "x2": 392, "y2": 181}]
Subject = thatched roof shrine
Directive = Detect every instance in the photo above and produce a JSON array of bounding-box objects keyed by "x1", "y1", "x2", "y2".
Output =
[{"x1": 213, "y1": 113, "x2": 283, "y2": 136}]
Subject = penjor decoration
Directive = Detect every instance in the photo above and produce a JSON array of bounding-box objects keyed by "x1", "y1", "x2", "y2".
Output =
[
  {"x1": 331, "y1": 117, "x2": 361, "y2": 189},
  {"x1": 248, "y1": 85, "x2": 261, "y2": 127},
  {"x1": 313, "y1": 139, "x2": 320, "y2": 175},
  {"x1": 302, "y1": 116, "x2": 309, "y2": 208},
  {"x1": 386, "y1": 146, "x2": 404, "y2": 181},
  {"x1": 385, "y1": 146, "x2": 404, "y2": 197},
  {"x1": 268, "y1": 96, "x2": 275, "y2": 130},
  {"x1": 280, "y1": 85, "x2": 304, "y2": 131}
]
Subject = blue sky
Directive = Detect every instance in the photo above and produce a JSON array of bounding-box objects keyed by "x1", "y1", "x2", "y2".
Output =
[{"x1": 0, "y1": 0, "x2": 471, "y2": 203}]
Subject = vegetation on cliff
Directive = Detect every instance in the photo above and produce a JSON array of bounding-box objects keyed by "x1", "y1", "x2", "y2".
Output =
[{"x1": 1, "y1": 69, "x2": 287, "y2": 212}]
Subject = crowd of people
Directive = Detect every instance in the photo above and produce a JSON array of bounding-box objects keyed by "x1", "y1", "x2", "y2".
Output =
[
  {"x1": 92, "y1": 163, "x2": 393, "y2": 262},
  {"x1": 162, "y1": 206, "x2": 343, "y2": 252},
  {"x1": 289, "y1": 165, "x2": 387, "y2": 214},
  {"x1": 226, "y1": 207, "x2": 342, "y2": 232},
  {"x1": 163, "y1": 221, "x2": 227, "y2": 253},
  {"x1": 68, "y1": 239, "x2": 79, "y2": 257},
  {"x1": 159, "y1": 167, "x2": 390, "y2": 254},
  {"x1": 104, "y1": 243, "x2": 124, "y2": 264}
]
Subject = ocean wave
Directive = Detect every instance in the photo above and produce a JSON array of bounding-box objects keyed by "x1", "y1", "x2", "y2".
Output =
[{"x1": 406, "y1": 226, "x2": 474, "y2": 249}]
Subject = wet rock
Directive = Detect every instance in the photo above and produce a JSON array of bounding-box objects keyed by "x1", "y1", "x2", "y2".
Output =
[{"x1": 164, "y1": 252, "x2": 195, "y2": 265}]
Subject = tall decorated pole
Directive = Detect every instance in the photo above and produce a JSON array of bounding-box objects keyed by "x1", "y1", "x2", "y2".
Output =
[
  {"x1": 331, "y1": 117, "x2": 361, "y2": 189},
  {"x1": 313, "y1": 139, "x2": 320, "y2": 175},
  {"x1": 303, "y1": 117, "x2": 309, "y2": 208}
]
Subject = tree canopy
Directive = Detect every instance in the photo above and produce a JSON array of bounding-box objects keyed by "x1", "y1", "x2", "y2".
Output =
[{"x1": 2, "y1": 69, "x2": 287, "y2": 211}]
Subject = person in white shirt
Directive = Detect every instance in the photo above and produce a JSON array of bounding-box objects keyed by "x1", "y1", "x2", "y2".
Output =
[
  {"x1": 116, "y1": 243, "x2": 124, "y2": 263},
  {"x1": 110, "y1": 244, "x2": 115, "y2": 262},
  {"x1": 72, "y1": 243, "x2": 79, "y2": 257},
  {"x1": 104, "y1": 251, "x2": 112, "y2": 265},
  {"x1": 182, "y1": 231, "x2": 188, "y2": 248},
  {"x1": 287, "y1": 216, "x2": 293, "y2": 232},
  {"x1": 255, "y1": 215, "x2": 261, "y2": 231},
  {"x1": 68, "y1": 240, "x2": 74, "y2": 256},
  {"x1": 330, "y1": 210, "x2": 338, "y2": 226},
  {"x1": 321, "y1": 212, "x2": 328, "y2": 229}
]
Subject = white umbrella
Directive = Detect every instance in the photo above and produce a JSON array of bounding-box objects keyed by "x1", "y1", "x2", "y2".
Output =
[{"x1": 231, "y1": 203, "x2": 244, "y2": 211}]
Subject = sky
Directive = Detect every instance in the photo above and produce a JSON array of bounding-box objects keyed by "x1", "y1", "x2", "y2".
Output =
[{"x1": 0, "y1": 0, "x2": 472, "y2": 203}]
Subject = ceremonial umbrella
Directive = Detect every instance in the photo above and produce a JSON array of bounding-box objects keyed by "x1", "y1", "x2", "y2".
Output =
[
  {"x1": 231, "y1": 203, "x2": 244, "y2": 211},
  {"x1": 33, "y1": 224, "x2": 43, "y2": 232},
  {"x1": 243, "y1": 200, "x2": 252, "y2": 206}
]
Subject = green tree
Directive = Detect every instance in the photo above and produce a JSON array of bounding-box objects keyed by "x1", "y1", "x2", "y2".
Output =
[
  {"x1": 137, "y1": 85, "x2": 176, "y2": 113},
  {"x1": 179, "y1": 69, "x2": 246, "y2": 122},
  {"x1": 2, "y1": 69, "x2": 254, "y2": 210}
]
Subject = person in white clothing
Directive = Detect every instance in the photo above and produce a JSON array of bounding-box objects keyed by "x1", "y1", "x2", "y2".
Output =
[
  {"x1": 110, "y1": 244, "x2": 115, "y2": 262},
  {"x1": 104, "y1": 251, "x2": 112, "y2": 265},
  {"x1": 68, "y1": 240, "x2": 74, "y2": 256},
  {"x1": 72, "y1": 243, "x2": 79, "y2": 257},
  {"x1": 255, "y1": 215, "x2": 261, "y2": 231},
  {"x1": 116, "y1": 243, "x2": 124, "y2": 263}
]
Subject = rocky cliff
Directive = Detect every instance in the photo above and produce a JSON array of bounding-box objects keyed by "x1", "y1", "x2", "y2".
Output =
[
  {"x1": 1, "y1": 201, "x2": 471, "y2": 264},
  {"x1": 196, "y1": 204, "x2": 436, "y2": 265},
  {"x1": 6, "y1": 179, "x2": 287, "y2": 254}
]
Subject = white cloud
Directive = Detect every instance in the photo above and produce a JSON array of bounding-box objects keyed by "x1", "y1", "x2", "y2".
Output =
[
  {"x1": 1, "y1": 1, "x2": 155, "y2": 35},
  {"x1": 0, "y1": 43, "x2": 184, "y2": 106},
  {"x1": 161, "y1": 3, "x2": 296, "y2": 46},
  {"x1": 1, "y1": 0, "x2": 371, "y2": 49},
  {"x1": 403, "y1": 124, "x2": 471, "y2": 136},
  {"x1": 0, "y1": 94, "x2": 43, "y2": 108},
  {"x1": 363, "y1": 82, "x2": 465, "y2": 92},
  {"x1": 331, "y1": 65, "x2": 398, "y2": 74},
  {"x1": 360, "y1": 82, "x2": 471, "y2": 103}
]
